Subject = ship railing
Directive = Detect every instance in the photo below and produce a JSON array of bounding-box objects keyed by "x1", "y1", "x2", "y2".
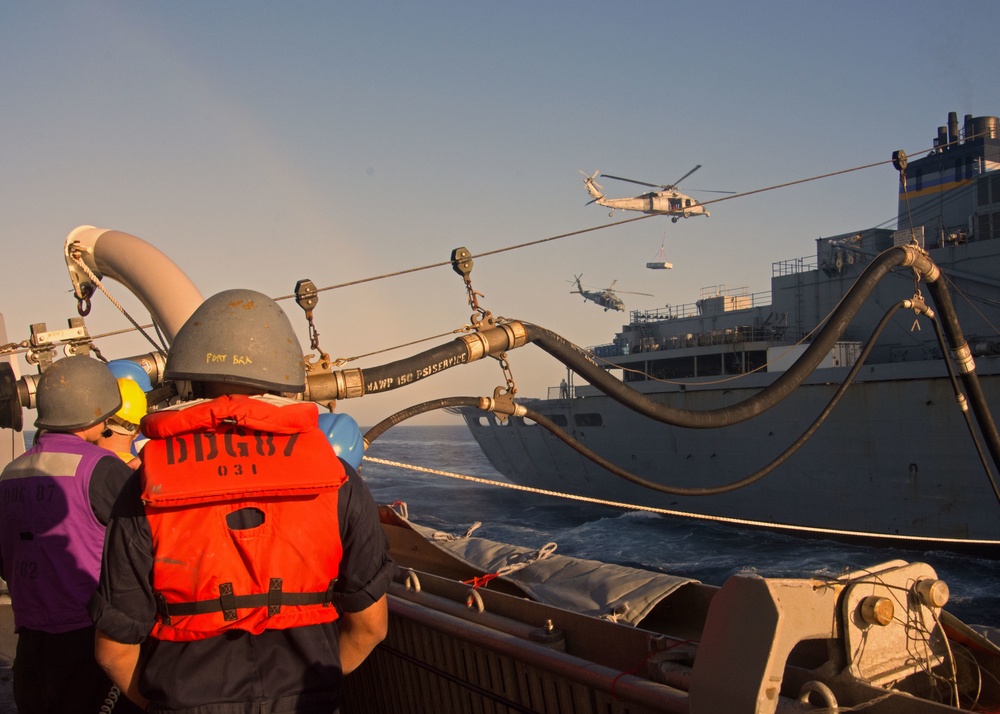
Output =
[
  {"x1": 772, "y1": 255, "x2": 817, "y2": 277},
  {"x1": 546, "y1": 385, "x2": 576, "y2": 400},
  {"x1": 591, "y1": 324, "x2": 790, "y2": 357},
  {"x1": 628, "y1": 289, "x2": 772, "y2": 324}
]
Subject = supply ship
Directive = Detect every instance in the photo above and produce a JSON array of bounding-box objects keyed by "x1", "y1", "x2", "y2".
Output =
[{"x1": 458, "y1": 112, "x2": 1000, "y2": 547}]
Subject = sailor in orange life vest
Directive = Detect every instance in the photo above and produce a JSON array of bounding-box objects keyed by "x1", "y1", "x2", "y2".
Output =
[{"x1": 89, "y1": 289, "x2": 395, "y2": 713}]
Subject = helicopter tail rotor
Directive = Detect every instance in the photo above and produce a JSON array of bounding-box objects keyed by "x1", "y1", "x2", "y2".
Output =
[{"x1": 579, "y1": 170, "x2": 604, "y2": 202}]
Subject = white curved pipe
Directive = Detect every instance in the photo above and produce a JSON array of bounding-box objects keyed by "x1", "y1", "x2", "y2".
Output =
[{"x1": 63, "y1": 226, "x2": 204, "y2": 344}]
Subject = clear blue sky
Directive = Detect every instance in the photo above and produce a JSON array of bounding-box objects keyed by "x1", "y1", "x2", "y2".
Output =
[{"x1": 2, "y1": 2, "x2": 998, "y2": 426}]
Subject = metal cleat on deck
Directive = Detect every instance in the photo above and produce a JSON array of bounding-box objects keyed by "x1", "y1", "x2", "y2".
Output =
[{"x1": 688, "y1": 560, "x2": 971, "y2": 713}]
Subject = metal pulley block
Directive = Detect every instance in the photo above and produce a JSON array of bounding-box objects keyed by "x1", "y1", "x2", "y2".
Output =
[
  {"x1": 450, "y1": 246, "x2": 493, "y2": 327},
  {"x1": 451, "y1": 247, "x2": 473, "y2": 279},
  {"x1": 294, "y1": 279, "x2": 319, "y2": 316},
  {"x1": 295, "y1": 279, "x2": 333, "y2": 373},
  {"x1": 891, "y1": 149, "x2": 907, "y2": 173},
  {"x1": 63, "y1": 240, "x2": 100, "y2": 315}
]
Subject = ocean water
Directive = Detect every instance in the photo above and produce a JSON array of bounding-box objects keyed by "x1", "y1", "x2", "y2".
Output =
[{"x1": 362, "y1": 424, "x2": 1000, "y2": 628}]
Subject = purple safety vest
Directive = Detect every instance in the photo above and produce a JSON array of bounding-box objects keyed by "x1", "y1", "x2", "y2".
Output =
[{"x1": 0, "y1": 433, "x2": 108, "y2": 632}]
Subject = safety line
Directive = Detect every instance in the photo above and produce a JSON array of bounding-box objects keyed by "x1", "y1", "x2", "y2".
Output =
[{"x1": 363, "y1": 455, "x2": 1000, "y2": 547}]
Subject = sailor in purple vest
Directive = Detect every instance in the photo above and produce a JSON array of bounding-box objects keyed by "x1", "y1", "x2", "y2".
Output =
[{"x1": 0, "y1": 355, "x2": 140, "y2": 714}]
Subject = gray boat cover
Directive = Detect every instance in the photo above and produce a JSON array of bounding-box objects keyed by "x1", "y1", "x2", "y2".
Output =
[{"x1": 399, "y1": 514, "x2": 697, "y2": 627}]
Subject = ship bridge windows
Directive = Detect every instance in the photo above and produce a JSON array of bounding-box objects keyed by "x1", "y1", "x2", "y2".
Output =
[
  {"x1": 973, "y1": 174, "x2": 1000, "y2": 240},
  {"x1": 722, "y1": 352, "x2": 744, "y2": 375},
  {"x1": 631, "y1": 349, "x2": 768, "y2": 381},
  {"x1": 745, "y1": 350, "x2": 767, "y2": 372},
  {"x1": 699, "y1": 355, "x2": 723, "y2": 377},
  {"x1": 548, "y1": 414, "x2": 569, "y2": 427},
  {"x1": 573, "y1": 413, "x2": 603, "y2": 427},
  {"x1": 651, "y1": 356, "x2": 695, "y2": 380},
  {"x1": 473, "y1": 414, "x2": 547, "y2": 428}
]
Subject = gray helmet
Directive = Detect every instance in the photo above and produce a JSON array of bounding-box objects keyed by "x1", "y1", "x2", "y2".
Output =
[
  {"x1": 165, "y1": 289, "x2": 305, "y2": 393},
  {"x1": 34, "y1": 355, "x2": 122, "y2": 432}
]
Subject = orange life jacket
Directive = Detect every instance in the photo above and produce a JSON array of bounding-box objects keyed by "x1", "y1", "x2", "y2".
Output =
[{"x1": 140, "y1": 395, "x2": 347, "y2": 642}]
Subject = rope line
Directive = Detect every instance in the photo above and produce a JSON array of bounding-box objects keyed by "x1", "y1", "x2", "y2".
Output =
[
  {"x1": 363, "y1": 455, "x2": 1000, "y2": 547},
  {"x1": 67, "y1": 252, "x2": 166, "y2": 355},
  {"x1": 271, "y1": 214, "x2": 655, "y2": 302},
  {"x1": 698, "y1": 158, "x2": 895, "y2": 208}
]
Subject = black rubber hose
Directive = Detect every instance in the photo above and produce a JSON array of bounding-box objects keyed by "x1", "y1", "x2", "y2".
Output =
[
  {"x1": 523, "y1": 247, "x2": 915, "y2": 429},
  {"x1": 364, "y1": 397, "x2": 486, "y2": 445},
  {"x1": 927, "y1": 316, "x2": 1000, "y2": 504},
  {"x1": 515, "y1": 251, "x2": 1000, "y2": 497},
  {"x1": 358, "y1": 341, "x2": 471, "y2": 396},
  {"x1": 521, "y1": 301, "x2": 907, "y2": 496},
  {"x1": 922, "y1": 272, "x2": 1000, "y2": 482},
  {"x1": 357, "y1": 303, "x2": 916, "y2": 496}
]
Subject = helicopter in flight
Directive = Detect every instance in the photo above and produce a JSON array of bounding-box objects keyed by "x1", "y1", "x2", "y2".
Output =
[
  {"x1": 580, "y1": 165, "x2": 733, "y2": 222},
  {"x1": 570, "y1": 275, "x2": 652, "y2": 312}
]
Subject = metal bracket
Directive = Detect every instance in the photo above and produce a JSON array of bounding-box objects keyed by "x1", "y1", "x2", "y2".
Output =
[
  {"x1": 63, "y1": 241, "x2": 98, "y2": 313},
  {"x1": 489, "y1": 386, "x2": 519, "y2": 423},
  {"x1": 25, "y1": 319, "x2": 94, "y2": 371}
]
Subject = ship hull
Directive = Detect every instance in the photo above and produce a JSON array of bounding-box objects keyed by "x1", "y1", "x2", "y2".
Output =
[{"x1": 460, "y1": 359, "x2": 1000, "y2": 546}]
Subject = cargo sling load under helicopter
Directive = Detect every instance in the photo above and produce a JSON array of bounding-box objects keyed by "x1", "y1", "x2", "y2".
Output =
[
  {"x1": 647, "y1": 240, "x2": 674, "y2": 270},
  {"x1": 580, "y1": 164, "x2": 734, "y2": 221}
]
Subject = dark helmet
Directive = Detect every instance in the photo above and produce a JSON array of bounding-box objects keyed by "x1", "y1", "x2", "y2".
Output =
[
  {"x1": 34, "y1": 355, "x2": 122, "y2": 431},
  {"x1": 164, "y1": 289, "x2": 305, "y2": 393}
]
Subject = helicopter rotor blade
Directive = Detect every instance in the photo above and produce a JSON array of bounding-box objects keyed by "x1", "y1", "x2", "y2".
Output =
[
  {"x1": 600, "y1": 174, "x2": 664, "y2": 189},
  {"x1": 686, "y1": 188, "x2": 737, "y2": 194},
  {"x1": 666, "y1": 164, "x2": 701, "y2": 190}
]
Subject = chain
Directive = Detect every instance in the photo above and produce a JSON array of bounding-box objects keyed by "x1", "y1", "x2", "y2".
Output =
[
  {"x1": 0, "y1": 340, "x2": 30, "y2": 357},
  {"x1": 496, "y1": 353, "x2": 517, "y2": 396}
]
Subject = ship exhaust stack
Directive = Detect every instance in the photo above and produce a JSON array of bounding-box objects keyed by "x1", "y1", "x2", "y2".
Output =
[
  {"x1": 968, "y1": 115, "x2": 1000, "y2": 141},
  {"x1": 948, "y1": 111, "x2": 959, "y2": 146}
]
